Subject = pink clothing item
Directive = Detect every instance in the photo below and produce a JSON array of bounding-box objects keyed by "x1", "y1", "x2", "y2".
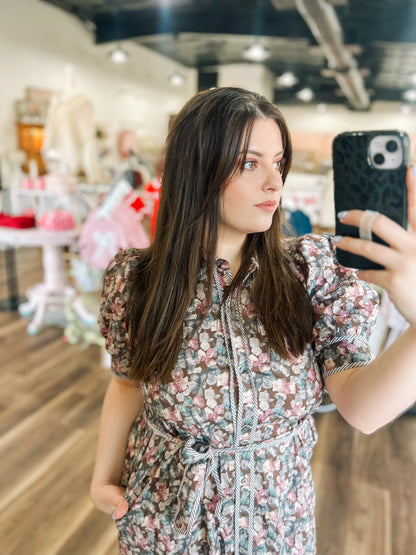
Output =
[
  {"x1": 38, "y1": 210, "x2": 76, "y2": 231},
  {"x1": 78, "y1": 204, "x2": 149, "y2": 270}
]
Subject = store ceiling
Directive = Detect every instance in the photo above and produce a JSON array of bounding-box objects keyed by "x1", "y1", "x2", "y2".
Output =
[{"x1": 42, "y1": 0, "x2": 416, "y2": 110}]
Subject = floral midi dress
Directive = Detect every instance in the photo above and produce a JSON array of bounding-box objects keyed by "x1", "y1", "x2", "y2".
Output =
[{"x1": 98, "y1": 234, "x2": 378, "y2": 555}]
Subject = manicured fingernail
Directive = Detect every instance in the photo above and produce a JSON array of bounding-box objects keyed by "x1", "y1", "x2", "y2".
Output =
[
  {"x1": 112, "y1": 499, "x2": 128, "y2": 520},
  {"x1": 337, "y1": 210, "x2": 349, "y2": 219},
  {"x1": 413, "y1": 165, "x2": 416, "y2": 177},
  {"x1": 332, "y1": 235, "x2": 342, "y2": 243}
]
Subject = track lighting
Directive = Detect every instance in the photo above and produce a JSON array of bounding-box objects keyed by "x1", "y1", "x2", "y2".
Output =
[
  {"x1": 243, "y1": 43, "x2": 271, "y2": 62},
  {"x1": 109, "y1": 44, "x2": 130, "y2": 64}
]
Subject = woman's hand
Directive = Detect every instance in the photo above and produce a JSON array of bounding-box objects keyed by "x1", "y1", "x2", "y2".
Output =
[
  {"x1": 90, "y1": 482, "x2": 128, "y2": 520},
  {"x1": 90, "y1": 376, "x2": 144, "y2": 521},
  {"x1": 335, "y1": 165, "x2": 416, "y2": 327}
]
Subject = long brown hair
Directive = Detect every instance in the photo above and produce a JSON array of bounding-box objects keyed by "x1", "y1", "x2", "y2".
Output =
[{"x1": 127, "y1": 87, "x2": 313, "y2": 383}]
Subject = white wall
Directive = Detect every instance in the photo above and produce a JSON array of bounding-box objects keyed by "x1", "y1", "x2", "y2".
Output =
[
  {"x1": 282, "y1": 101, "x2": 416, "y2": 154},
  {"x1": 0, "y1": 0, "x2": 197, "y2": 161}
]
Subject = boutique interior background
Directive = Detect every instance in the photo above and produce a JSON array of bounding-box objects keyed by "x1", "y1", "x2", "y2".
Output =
[{"x1": 0, "y1": 1, "x2": 416, "y2": 554}]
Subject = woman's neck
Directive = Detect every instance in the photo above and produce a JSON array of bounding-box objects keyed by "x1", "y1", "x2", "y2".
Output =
[{"x1": 216, "y1": 237, "x2": 245, "y2": 277}]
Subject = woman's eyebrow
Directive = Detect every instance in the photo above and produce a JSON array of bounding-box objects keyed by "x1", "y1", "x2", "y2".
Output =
[{"x1": 245, "y1": 149, "x2": 284, "y2": 157}]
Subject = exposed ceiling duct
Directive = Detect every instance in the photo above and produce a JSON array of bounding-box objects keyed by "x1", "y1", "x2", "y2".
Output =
[{"x1": 272, "y1": 0, "x2": 371, "y2": 110}]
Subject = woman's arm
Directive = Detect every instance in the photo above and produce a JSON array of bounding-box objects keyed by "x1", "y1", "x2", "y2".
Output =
[
  {"x1": 325, "y1": 325, "x2": 416, "y2": 434},
  {"x1": 325, "y1": 165, "x2": 416, "y2": 434},
  {"x1": 90, "y1": 375, "x2": 144, "y2": 517}
]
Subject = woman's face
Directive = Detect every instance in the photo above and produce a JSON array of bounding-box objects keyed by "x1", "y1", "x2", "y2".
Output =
[{"x1": 218, "y1": 118, "x2": 284, "y2": 245}]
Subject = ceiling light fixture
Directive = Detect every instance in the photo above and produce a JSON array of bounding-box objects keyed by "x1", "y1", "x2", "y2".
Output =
[
  {"x1": 402, "y1": 89, "x2": 416, "y2": 102},
  {"x1": 109, "y1": 44, "x2": 130, "y2": 64},
  {"x1": 169, "y1": 72, "x2": 185, "y2": 86},
  {"x1": 243, "y1": 43, "x2": 271, "y2": 63},
  {"x1": 296, "y1": 87, "x2": 314, "y2": 102},
  {"x1": 276, "y1": 71, "x2": 298, "y2": 88}
]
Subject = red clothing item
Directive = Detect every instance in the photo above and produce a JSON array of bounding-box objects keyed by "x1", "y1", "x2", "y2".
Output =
[{"x1": 0, "y1": 213, "x2": 36, "y2": 229}]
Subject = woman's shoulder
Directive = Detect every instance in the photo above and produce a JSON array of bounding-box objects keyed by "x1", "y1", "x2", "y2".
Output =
[
  {"x1": 105, "y1": 247, "x2": 145, "y2": 277},
  {"x1": 102, "y1": 247, "x2": 147, "y2": 296},
  {"x1": 283, "y1": 232, "x2": 335, "y2": 260},
  {"x1": 283, "y1": 233, "x2": 337, "y2": 278}
]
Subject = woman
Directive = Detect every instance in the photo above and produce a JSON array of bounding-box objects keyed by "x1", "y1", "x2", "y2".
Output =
[{"x1": 91, "y1": 87, "x2": 416, "y2": 554}]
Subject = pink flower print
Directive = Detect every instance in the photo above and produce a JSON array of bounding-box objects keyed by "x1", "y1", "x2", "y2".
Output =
[
  {"x1": 254, "y1": 528, "x2": 267, "y2": 544},
  {"x1": 244, "y1": 301, "x2": 256, "y2": 319},
  {"x1": 335, "y1": 310, "x2": 350, "y2": 325},
  {"x1": 199, "y1": 347, "x2": 217, "y2": 367},
  {"x1": 257, "y1": 408, "x2": 273, "y2": 423},
  {"x1": 217, "y1": 372, "x2": 229, "y2": 387},
  {"x1": 289, "y1": 399, "x2": 304, "y2": 417},
  {"x1": 195, "y1": 297, "x2": 207, "y2": 312},
  {"x1": 188, "y1": 424, "x2": 200, "y2": 436},
  {"x1": 161, "y1": 408, "x2": 180, "y2": 424},
  {"x1": 265, "y1": 510, "x2": 279, "y2": 525},
  {"x1": 193, "y1": 395, "x2": 205, "y2": 409},
  {"x1": 144, "y1": 444, "x2": 157, "y2": 463},
  {"x1": 287, "y1": 490, "x2": 297, "y2": 503},
  {"x1": 207, "y1": 404, "x2": 224, "y2": 423},
  {"x1": 273, "y1": 379, "x2": 296, "y2": 396},
  {"x1": 142, "y1": 515, "x2": 160, "y2": 531},
  {"x1": 160, "y1": 537, "x2": 175, "y2": 551},
  {"x1": 206, "y1": 494, "x2": 221, "y2": 514},
  {"x1": 252, "y1": 352, "x2": 270, "y2": 372},
  {"x1": 188, "y1": 338, "x2": 199, "y2": 351},
  {"x1": 155, "y1": 482, "x2": 169, "y2": 503},
  {"x1": 172, "y1": 370, "x2": 189, "y2": 394},
  {"x1": 307, "y1": 367, "x2": 317, "y2": 382},
  {"x1": 279, "y1": 477, "x2": 290, "y2": 493},
  {"x1": 147, "y1": 381, "x2": 159, "y2": 397},
  {"x1": 255, "y1": 488, "x2": 268, "y2": 504},
  {"x1": 137, "y1": 536, "x2": 150, "y2": 550},
  {"x1": 264, "y1": 458, "x2": 279, "y2": 474},
  {"x1": 285, "y1": 536, "x2": 295, "y2": 549}
]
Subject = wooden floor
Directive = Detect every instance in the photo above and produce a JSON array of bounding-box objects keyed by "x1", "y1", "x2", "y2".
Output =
[{"x1": 0, "y1": 246, "x2": 415, "y2": 555}]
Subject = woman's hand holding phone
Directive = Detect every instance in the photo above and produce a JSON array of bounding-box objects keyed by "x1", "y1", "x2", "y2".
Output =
[{"x1": 334, "y1": 165, "x2": 416, "y2": 328}]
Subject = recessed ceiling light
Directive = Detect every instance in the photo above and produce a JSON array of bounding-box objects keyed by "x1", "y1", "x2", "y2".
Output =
[
  {"x1": 243, "y1": 43, "x2": 271, "y2": 62},
  {"x1": 109, "y1": 44, "x2": 130, "y2": 64},
  {"x1": 276, "y1": 71, "x2": 298, "y2": 88},
  {"x1": 400, "y1": 103, "x2": 411, "y2": 114},
  {"x1": 402, "y1": 89, "x2": 416, "y2": 102},
  {"x1": 296, "y1": 87, "x2": 314, "y2": 102},
  {"x1": 317, "y1": 103, "x2": 327, "y2": 112},
  {"x1": 169, "y1": 72, "x2": 185, "y2": 86}
]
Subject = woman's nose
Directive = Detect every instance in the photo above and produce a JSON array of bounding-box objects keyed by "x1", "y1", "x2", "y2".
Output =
[{"x1": 262, "y1": 166, "x2": 283, "y2": 191}]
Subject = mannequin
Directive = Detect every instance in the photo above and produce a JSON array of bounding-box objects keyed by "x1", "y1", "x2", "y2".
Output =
[{"x1": 42, "y1": 65, "x2": 101, "y2": 183}]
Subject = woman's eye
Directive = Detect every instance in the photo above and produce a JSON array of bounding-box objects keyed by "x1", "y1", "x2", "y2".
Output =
[
  {"x1": 274, "y1": 160, "x2": 283, "y2": 173},
  {"x1": 243, "y1": 160, "x2": 256, "y2": 170}
]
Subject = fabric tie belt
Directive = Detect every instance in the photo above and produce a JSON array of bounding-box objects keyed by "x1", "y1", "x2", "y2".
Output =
[{"x1": 146, "y1": 416, "x2": 311, "y2": 552}]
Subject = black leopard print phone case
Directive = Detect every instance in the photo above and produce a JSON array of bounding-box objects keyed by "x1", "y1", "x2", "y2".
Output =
[{"x1": 333, "y1": 130, "x2": 409, "y2": 270}]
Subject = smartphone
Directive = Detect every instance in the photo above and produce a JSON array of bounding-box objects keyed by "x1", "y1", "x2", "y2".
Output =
[{"x1": 333, "y1": 129, "x2": 410, "y2": 270}]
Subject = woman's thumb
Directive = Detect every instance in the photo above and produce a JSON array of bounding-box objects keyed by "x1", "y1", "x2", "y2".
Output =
[{"x1": 112, "y1": 496, "x2": 129, "y2": 520}]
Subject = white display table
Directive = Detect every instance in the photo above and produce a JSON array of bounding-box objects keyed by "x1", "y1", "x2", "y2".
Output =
[{"x1": 0, "y1": 227, "x2": 78, "y2": 334}]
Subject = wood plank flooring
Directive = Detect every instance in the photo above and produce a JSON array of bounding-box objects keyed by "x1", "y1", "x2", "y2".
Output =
[{"x1": 0, "y1": 246, "x2": 415, "y2": 555}]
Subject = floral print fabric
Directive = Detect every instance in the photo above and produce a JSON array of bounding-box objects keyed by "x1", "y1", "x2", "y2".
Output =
[{"x1": 98, "y1": 234, "x2": 378, "y2": 554}]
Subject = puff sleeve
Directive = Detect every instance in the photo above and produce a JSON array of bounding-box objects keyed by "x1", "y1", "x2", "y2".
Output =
[
  {"x1": 98, "y1": 248, "x2": 140, "y2": 380},
  {"x1": 290, "y1": 234, "x2": 379, "y2": 380}
]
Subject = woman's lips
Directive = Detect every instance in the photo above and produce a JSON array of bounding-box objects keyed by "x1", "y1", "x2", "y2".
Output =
[{"x1": 255, "y1": 201, "x2": 278, "y2": 212}]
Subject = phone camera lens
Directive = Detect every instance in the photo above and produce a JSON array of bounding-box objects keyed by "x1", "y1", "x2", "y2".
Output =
[
  {"x1": 386, "y1": 139, "x2": 398, "y2": 152},
  {"x1": 374, "y1": 153, "x2": 385, "y2": 165}
]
